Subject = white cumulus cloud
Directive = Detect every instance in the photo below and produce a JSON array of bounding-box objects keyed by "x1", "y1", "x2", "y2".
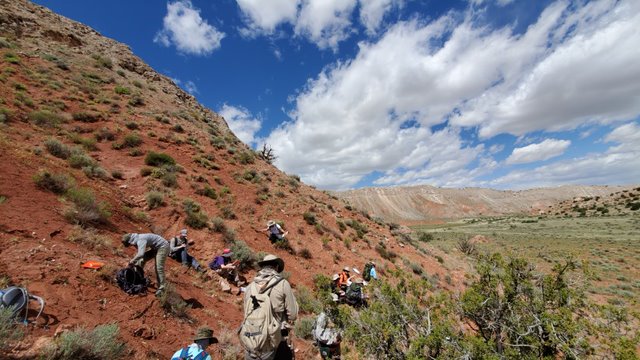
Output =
[
  {"x1": 490, "y1": 122, "x2": 640, "y2": 189},
  {"x1": 359, "y1": 0, "x2": 402, "y2": 34},
  {"x1": 295, "y1": 0, "x2": 358, "y2": 51},
  {"x1": 265, "y1": 0, "x2": 640, "y2": 189},
  {"x1": 218, "y1": 104, "x2": 262, "y2": 145},
  {"x1": 155, "y1": 0, "x2": 225, "y2": 55},
  {"x1": 506, "y1": 139, "x2": 571, "y2": 165},
  {"x1": 236, "y1": 0, "x2": 300, "y2": 35}
]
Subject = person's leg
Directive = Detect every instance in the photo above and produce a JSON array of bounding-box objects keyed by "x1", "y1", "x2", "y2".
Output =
[
  {"x1": 273, "y1": 340, "x2": 293, "y2": 360},
  {"x1": 180, "y1": 248, "x2": 188, "y2": 265},
  {"x1": 188, "y1": 254, "x2": 202, "y2": 270},
  {"x1": 155, "y1": 246, "x2": 169, "y2": 293}
]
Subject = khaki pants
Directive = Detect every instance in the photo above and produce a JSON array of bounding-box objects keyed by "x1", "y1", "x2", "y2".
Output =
[{"x1": 140, "y1": 245, "x2": 169, "y2": 291}]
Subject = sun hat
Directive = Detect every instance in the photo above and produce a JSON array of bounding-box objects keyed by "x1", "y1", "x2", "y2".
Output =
[
  {"x1": 267, "y1": 220, "x2": 276, "y2": 227},
  {"x1": 121, "y1": 233, "x2": 132, "y2": 245},
  {"x1": 332, "y1": 274, "x2": 339, "y2": 281},
  {"x1": 258, "y1": 254, "x2": 285, "y2": 272},
  {"x1": 343, "y1": 266, "x2": 350, "y2": 272},
  {"x1": 180, "y1": 229, "x2": 188, "y2": 236},
  {"x1": 222, "y1": 248, "x2": 233, "y2": 258},
  {"x1": 194, "y1": 327, "x2": 218, "y2": 344}
]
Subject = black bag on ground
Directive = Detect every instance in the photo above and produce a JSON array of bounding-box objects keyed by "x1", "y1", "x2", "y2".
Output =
[
  {"x1": 116, "y1": 265, "x2": 150, "y2": 295},
  {"x1": 0, "y1": 286, "x2": 45, "y2": 323}
]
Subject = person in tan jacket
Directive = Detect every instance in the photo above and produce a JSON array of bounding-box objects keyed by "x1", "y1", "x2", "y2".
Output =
[{"x1": 243, "y1": 254, "x2": 298, "y2": 360}]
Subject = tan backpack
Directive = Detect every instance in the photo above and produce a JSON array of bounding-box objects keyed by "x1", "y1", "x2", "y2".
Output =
[{"x1": 238, "y1": 276, "x2": 284, "y2": 358}]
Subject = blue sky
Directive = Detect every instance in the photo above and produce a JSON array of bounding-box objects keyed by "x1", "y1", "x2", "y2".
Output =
[{"x1": 32, "y1": 0, "x2": 640, "y2": 190}]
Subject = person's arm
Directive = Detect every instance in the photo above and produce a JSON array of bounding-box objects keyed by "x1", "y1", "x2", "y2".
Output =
[
  {"x1": 130, "y1": 238, "x2": 147, "y2": 263},
  {"x1": 282, "y1": 281, "x2": 298, "y2": 324},
  {"x1": 169, "y1": 237, "x2": 179, "y2": 253}
]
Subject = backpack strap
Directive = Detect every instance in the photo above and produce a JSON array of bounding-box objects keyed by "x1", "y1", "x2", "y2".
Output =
[
  {"x1": 193, "y1": 350, "x2": 209, "y2": 360},
  {"x1": 28, "y1": 294, "x2": 45, "y2": 323},
  {"x1": 175, "y1": 346, "x2": 189, "y2": 359}
]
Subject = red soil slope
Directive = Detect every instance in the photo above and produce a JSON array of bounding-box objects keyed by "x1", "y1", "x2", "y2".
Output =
[{"x1": 0, "y1": 1, "x2": 452, "y2": 358}]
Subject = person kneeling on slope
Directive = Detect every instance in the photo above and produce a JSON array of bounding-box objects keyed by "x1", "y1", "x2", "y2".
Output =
[{"x1": 171, "y1": 326, "x2": 219, "y2": 360}]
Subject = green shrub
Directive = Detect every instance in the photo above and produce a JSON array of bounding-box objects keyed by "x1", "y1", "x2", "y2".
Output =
[
  {"x1": 68, "y1": 152, "x2": 96, "y2": 169},
  {"x1": 44, "y1": 139, "x2": 72, "y2": 159},
  {"x1": 138, "y1": 167, "x2": 151, "y2": 177},
  {"x1": 114, "y1": 86, "x2": 131, "y2": 95},
  {"x1": 158, "y1": 284, "x2": 190, "y2": 320},
  {"x1": 145, "y1": 191, "x2": 164, "y2": 209},
  {"x1": 0, "y1": 107, "x2": 12, "y2": 123},
  {"x1": 121, "y1": 133, "x2": 142, "y2": 148},
  {"x1": 220, "y1": 206, "x2": 236, "y2": 220},
  {"x1": 93, "y1": 55, "x2": 113, "y2": 69},
  {"x1": 299, "y1": 248, "x2": 312, "y2": 259},
  {"x1": 30, "y1": 110, "x2": 65, "y2": 127},
  {"x1": 294, "y1": 316, "x2": 315, "y2": 341},
  {"x1": 69, "y1": 133, "x2": 98, "y2": 151},
  {"x1": 111, "y1": 170, "x2": 124, "y2": 179},
  {"x1": 230, "y1": 240, "x2": 258, "y2": 271},
  {"x1": 45, "y1": 323, "x2": 125, "y2": 359},
  {"x1": 72, "y1": 112, "x2": 102, "y2": 123},
  {"x1": 295, "y1": 286, "x2": 322, "y2": 314},
  {"x1": 67, "y1": 226, "x2": 112, "y2": 252},
  {"x1": 94, "y1": 127, "x2": 115, "y2": 142},
  {"x1": 418, "y1": 232, "x2": 433, "y2": 242},
  {"x1": 4, "y1": 52, "x2": 20, "y2": 64},
  {"x1": 128, "y1": 95, "x2": 144, "y2": 107},
  {"x1": 211, "y1": 217, "x2": 226, "y2": 233},
  {"x1": 33, "y1": 170, "x2": 74, "y2": 194},
  {"x1": 161, "y1": 172, "x2": 178, "y2": 188},
  {"x1": 235, "y1": 151, "x2": 255, "y2": 165},
  {"x1": 64, "y1": 187, "x2": 111, "y2": 226},
  {"x1": 82, "y1": 165, "x2": 109, "y2": 180},
  {"x1": 196, "y1": 185, "x2": 217, "y2": 200},
  {"x1": 303, "y1": 212, "x2": 317, "y2": 225},
  {"x1": 145, "y1": 151, "x2": 176, "y2": 167},
  {"x1": 124, "y1": 121, "x2": 139, "y2": 130},
  {"x1": 0, "y1": 307, "x2": 23, "y2": 352},
  {"x1": 183, "y1": 199, "x2": 208, "y2": 229},
  {"x1": 222, "y1": 227, "x2": 237, "y2": 244},
  {"x1": 172, "y1": 124, "x2": 184, "y2": 133}
]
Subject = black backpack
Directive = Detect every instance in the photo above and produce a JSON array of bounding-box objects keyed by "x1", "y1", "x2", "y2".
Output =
[
  {"x1": 116, "y1": 265, "x2": 150, "y2": 295},
  {"x1": 0, "y1": 286, "x2": 45, "y2": 323},
  {"x1": 363, "y1": 263, "x2": 373, "y2": 281}
]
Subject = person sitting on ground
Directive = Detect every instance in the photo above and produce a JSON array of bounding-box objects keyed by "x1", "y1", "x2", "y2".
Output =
[
  {"x1": 209, "y1": 249, "x2": 242, "y2": 285},
  {"x1": 337, "y1": 267, "x2": 352, "y2": 291},
  {"x1": 330, "y1": 274, "x2": 345, "y2": 302},
  {"x1": 264, "y1": 220, "x2": 288, "y2": 243},
  {"x1": 169, "y1": 229, "x2": 204, "y2": 272},
  {"x1": 171, "y1": 326, "x2": 218, "y2": 360},
  {"x1": 122, "y1": 233, "x2": 169, "y2": 296},
  {"x1": 363, "y1": 260, "x2": 377, "y2": 282},
  {"x1": 312, "y1": 303, "x2": 342, "y2": 360}
]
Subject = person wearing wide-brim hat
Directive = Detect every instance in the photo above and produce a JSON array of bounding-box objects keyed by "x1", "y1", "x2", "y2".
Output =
[
  {"x1": 243, "y1": 254, "x2": 298, "y2": 360},
  {"x1": 171, "y1": 326, "x2": 218, "y2": 360},
  {"x1": 263, "y1": 220, "x2": 288, "y2": 243}
]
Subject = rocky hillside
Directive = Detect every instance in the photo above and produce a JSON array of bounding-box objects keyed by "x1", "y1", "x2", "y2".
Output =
[
  {"x1": 0, "y1": 1, "x2": 452, "y2": 358},
  {"x1": 336, "y1": 184, "x2": 636, "y2": 223},
  {"x1": 544, "y1": 186, "x2": 640, "y2": 217}
]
